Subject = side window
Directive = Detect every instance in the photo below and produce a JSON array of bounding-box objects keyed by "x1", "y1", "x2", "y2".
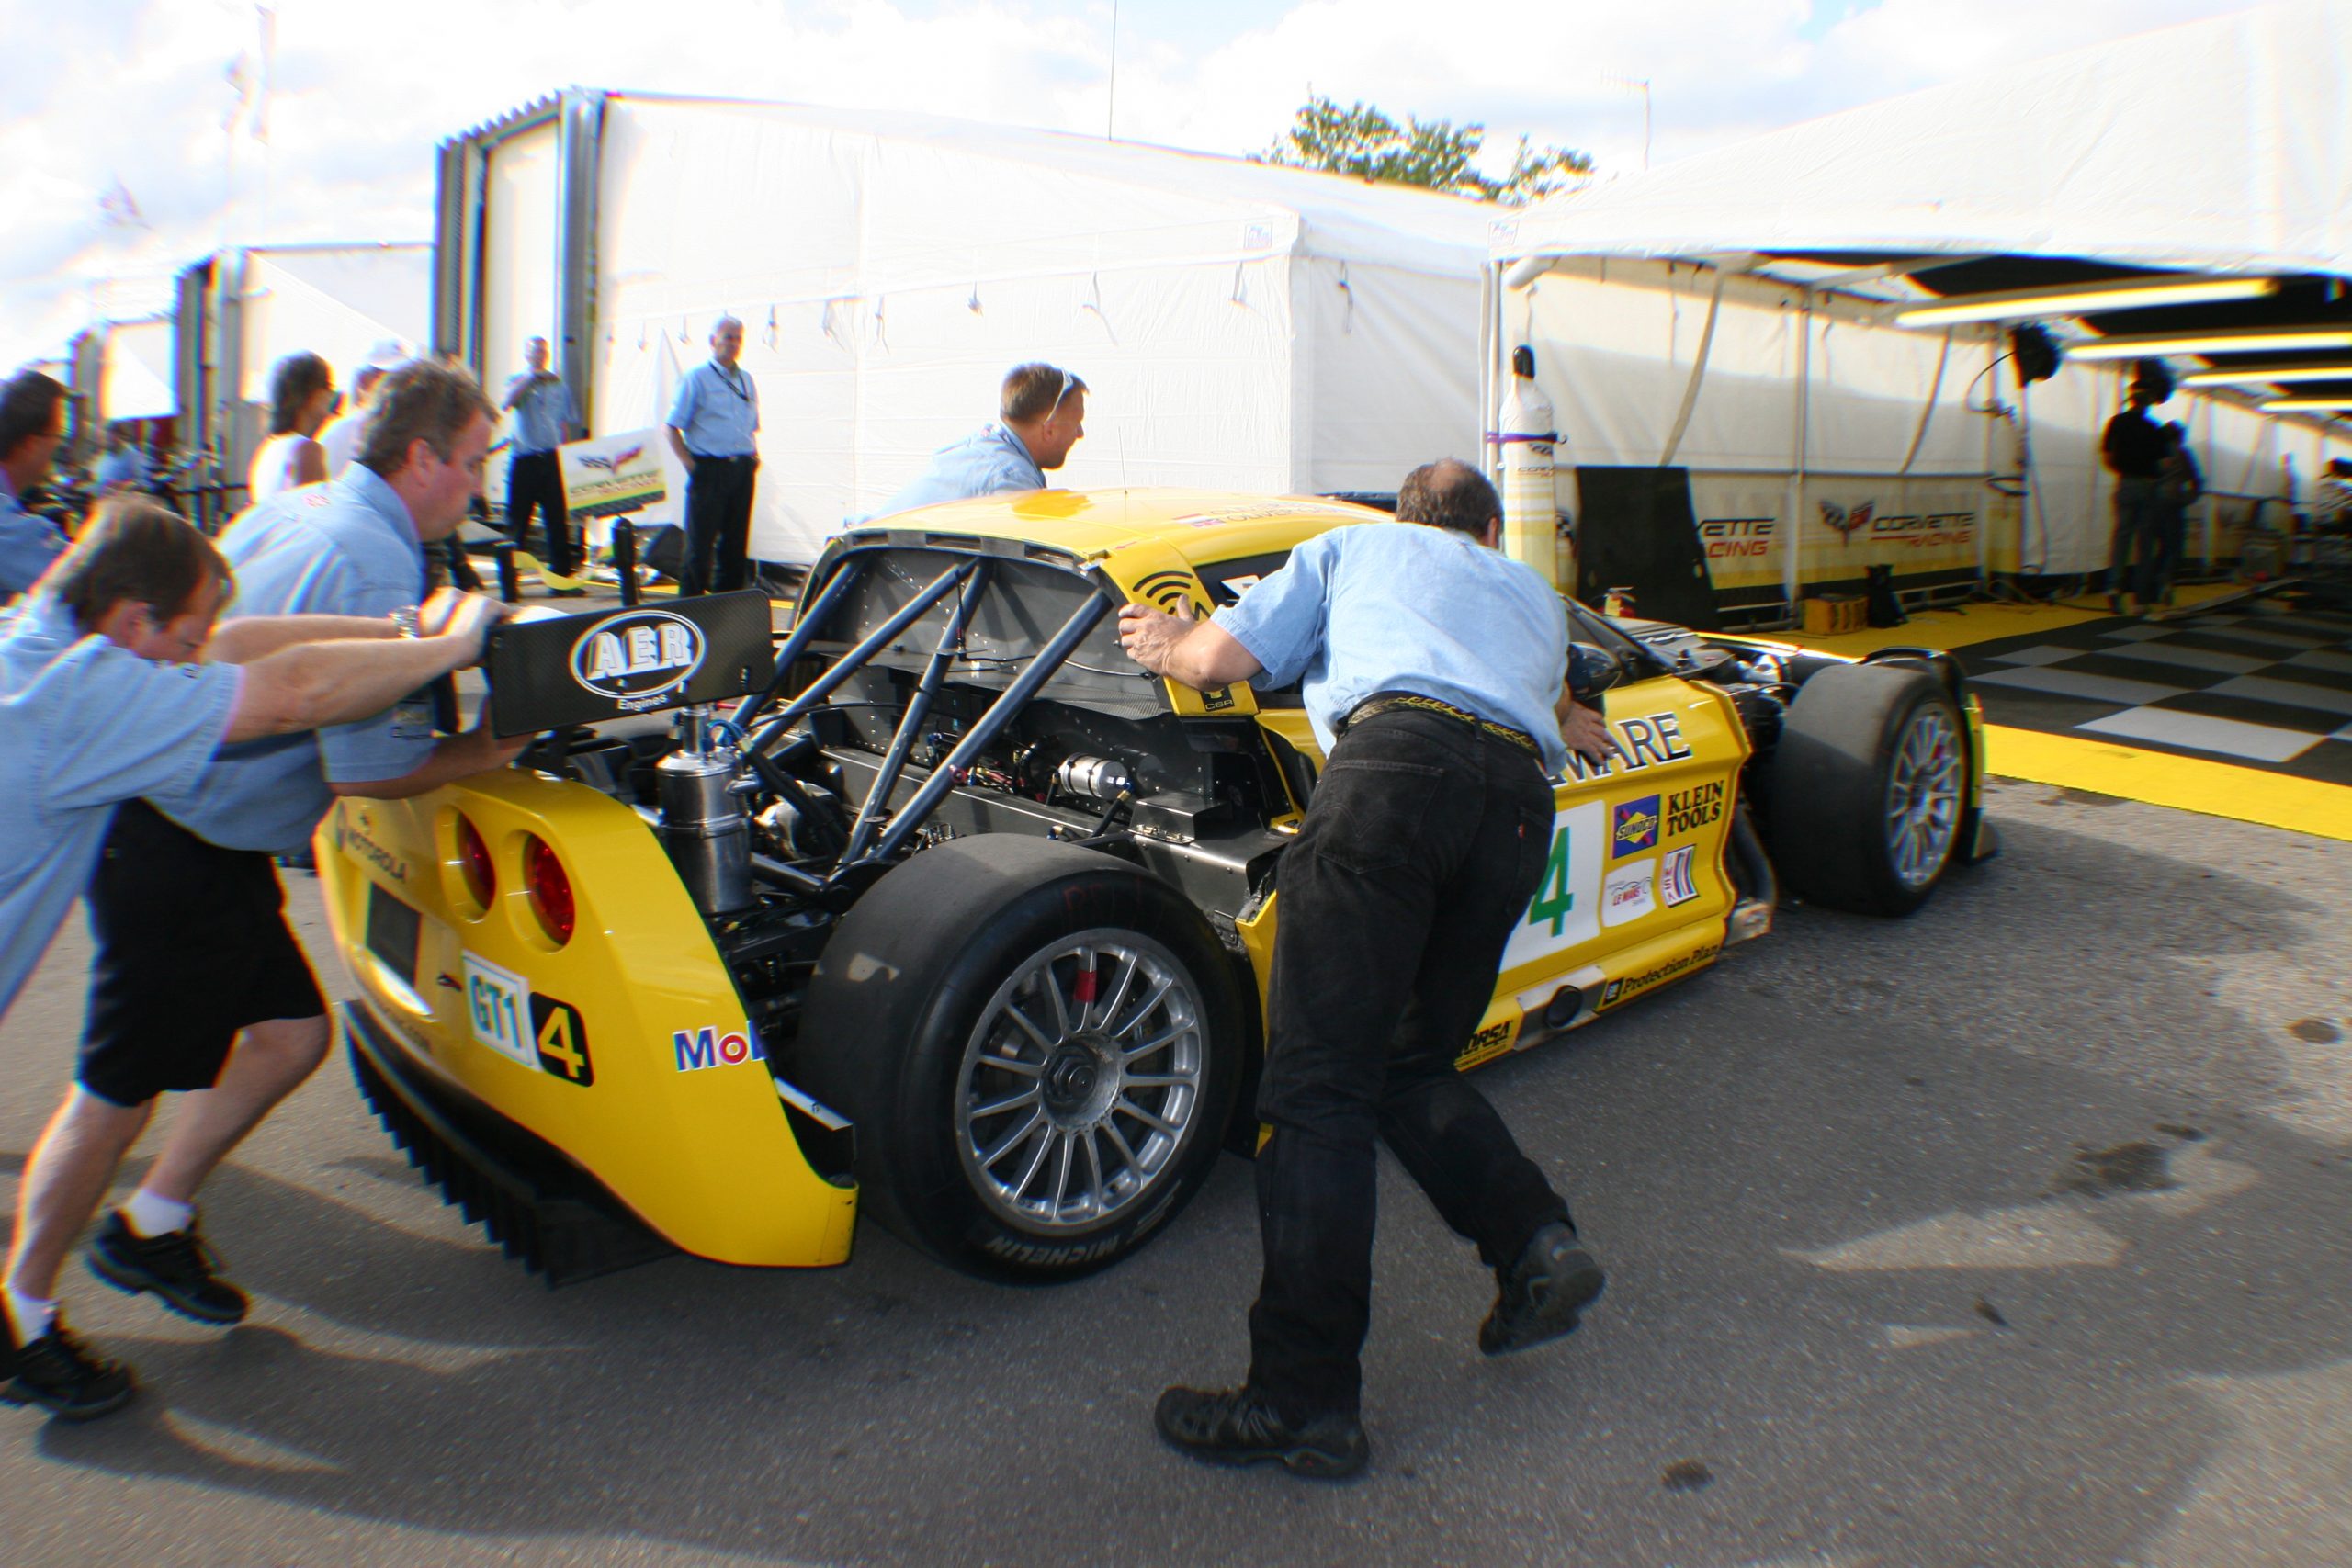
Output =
[{"x1": 1195, "y1": 551, "x2": 1303, "y2": 709}]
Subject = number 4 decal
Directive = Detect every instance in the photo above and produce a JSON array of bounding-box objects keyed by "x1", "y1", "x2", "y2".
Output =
[
  {"x1": 1527, "y1": 828, "x2": 1575, "y2": 936},
  {"x1": 530, "y1": 994, "x2": 594, "y2": 1087}
]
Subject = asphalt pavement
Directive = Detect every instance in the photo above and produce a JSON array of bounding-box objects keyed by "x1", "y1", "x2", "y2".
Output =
[{"x1": 3, "y1": 777, "x2": 2348, "y2": 1567}]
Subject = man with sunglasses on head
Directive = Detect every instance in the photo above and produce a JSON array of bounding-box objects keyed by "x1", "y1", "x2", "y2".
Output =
[
  {"x1": 871, "y1": 361, "x2": 1087, "y2": 518},
  {"x1": 1, "y1": 362, "x2": 528, "y2": 1423},
  {"x1": 666, "y1": 314, "x2": 762, "y2": 596}
]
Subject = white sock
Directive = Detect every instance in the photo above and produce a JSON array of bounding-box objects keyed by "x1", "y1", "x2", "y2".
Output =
[
  {"x1": 122, "y1": 1189, "x2": 194, "y2": 1239},
  {"x1": 4, "y1": 1285, "x2": 57, "y2": 1344}
]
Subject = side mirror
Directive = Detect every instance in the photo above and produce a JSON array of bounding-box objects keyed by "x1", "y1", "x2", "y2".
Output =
[{"x1": 1566, "y1": 642, "x2": 1627, "y2": 702}]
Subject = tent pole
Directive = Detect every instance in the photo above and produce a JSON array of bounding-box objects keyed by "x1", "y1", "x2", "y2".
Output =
[{"x1": 1781, "y1": 290, "x2": 1811, "y2": 619}]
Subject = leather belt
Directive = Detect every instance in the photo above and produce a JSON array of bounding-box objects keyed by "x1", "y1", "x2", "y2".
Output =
[{"x1": 1339, "y1": 691, "x2": 1540, "y2": 756}]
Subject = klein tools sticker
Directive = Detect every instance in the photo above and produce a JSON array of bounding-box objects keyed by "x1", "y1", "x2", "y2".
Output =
[
  {"x1": 673, "y1": 1023, "x2": 766, "y2": 1073},
  {"x1": 1661, "y1": 845, "x2": 1700, "y2": 907},
  {"x1": 1611, "y1": 795, "x2": 1660, "y2": 858},
  {"x1": 1665, "y1": 779, "x2": 1725, "y2": 836},
  {"x1": 569, "y1": 610, "x2": 707, "y2": 709}
]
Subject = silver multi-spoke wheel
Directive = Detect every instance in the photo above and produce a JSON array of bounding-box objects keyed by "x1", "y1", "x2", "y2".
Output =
[
  {"x1": 956, "y1": 929, "x2": 1206, "y2": 1233},
  {"x1": 1885, "y1": 704, "x2": 1961, "y2": 890}
]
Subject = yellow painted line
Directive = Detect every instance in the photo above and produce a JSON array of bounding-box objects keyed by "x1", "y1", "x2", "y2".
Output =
[
  {"x1": 1770, "y1": 582, "x2": 2244, "y2": 656},
  {"x1": 1985, "y1": 725, "x2": 2352, "y2": 841}
]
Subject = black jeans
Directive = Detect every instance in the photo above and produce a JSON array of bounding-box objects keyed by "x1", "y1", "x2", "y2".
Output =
[
  {"x1": 1247, "y1": 707, "x2": 1572, "y2": 1421},
  {"x1": 507, "y1": 449, "x2": 573, "y2": 577},
  {"x1": 2108, "y1": 477, "x2": 2161, "y2": 604},
  {"x1": 682, "y1": 454, "x2": 757, "y2": 597}
]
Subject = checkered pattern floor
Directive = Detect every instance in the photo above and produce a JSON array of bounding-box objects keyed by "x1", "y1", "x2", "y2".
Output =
[{"x1": 1955, "y1": 596, "x2": 2352, "y2": 787}]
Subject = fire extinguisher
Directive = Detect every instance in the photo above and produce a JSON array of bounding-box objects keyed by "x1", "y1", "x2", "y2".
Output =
[{"x1": 1493, "y1": 344, "x2": 1566, "y2": 591}]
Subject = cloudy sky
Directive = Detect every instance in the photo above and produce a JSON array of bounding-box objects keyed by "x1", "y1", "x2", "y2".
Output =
[{"x1": 1, "y1": 0, "x2": 2276, "y2": 372}]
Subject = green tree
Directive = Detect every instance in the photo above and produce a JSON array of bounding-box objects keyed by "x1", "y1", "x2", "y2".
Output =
[{"x1": 1256, "y1": 96, "x2": 1592, "y2": 205}]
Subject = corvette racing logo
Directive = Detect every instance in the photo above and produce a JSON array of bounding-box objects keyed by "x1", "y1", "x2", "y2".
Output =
[{"x1": 569, "y1": 610, "x2": 706, "y2": 709}]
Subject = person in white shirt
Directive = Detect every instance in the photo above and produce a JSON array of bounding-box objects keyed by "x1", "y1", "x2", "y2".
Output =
[
  {"x1": 246, "y1": 353, "x2": 337, "y2": 502},
  {"x1": 317, "y1": 340, "x2": 412, "y2": 477}
]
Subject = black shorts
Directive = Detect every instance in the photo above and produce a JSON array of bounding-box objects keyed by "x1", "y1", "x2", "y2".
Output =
[{"x1": 78, "y1": 801, "x2": 327, "y2": 1107}]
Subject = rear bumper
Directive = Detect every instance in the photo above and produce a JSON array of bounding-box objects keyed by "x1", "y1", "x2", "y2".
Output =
[{"x1": 342, "y1": 998, "x2": 672, "y2": 1286}]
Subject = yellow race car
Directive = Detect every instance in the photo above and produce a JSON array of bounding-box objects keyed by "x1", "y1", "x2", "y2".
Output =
[{"x1": 318, "y1": 489, "x2": 1994, "y2": 1285}]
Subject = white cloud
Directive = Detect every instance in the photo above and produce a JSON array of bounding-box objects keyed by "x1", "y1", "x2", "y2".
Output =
[{"x1": 0, "y1": 0, "x2": 2278, "y2": 372}]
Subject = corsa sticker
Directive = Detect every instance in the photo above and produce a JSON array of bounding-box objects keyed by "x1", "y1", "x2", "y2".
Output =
[
  {"x1": 1601, "y1": 858, "x2": 1657, "y2": 928},
  {"x1": 1454, "y1": 1017, "x2": 1519, "y2": 1070},
  {"x1": 673, "y1": 1023, "x2": 766, "y2": 1073},
  {"x1": 1661, "y1": 845, "x2": 1700, "y2": 908},
  {"x1": 1501, "y1": 801, "x2": 1605, "y2": 971}
]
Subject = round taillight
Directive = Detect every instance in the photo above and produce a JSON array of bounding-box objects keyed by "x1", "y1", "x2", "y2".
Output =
[
  {"x1": 456, "y1": 814, "x2": 495, "y2": 909},
  {"x1": 526, "y1": 835, "x2": 574, "y2": 946}
]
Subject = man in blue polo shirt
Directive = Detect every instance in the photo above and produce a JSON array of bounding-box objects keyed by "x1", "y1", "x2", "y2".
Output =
[
  {"x1": 503, "y1": 335, "x2": 583, "y2": 585},
  {"x1": 0, "y1": 372, "x2": 70, "y2": 600},
  {"x1": 1, "y1": 494, "x2": 507, "y2": 1421},
  {"x1": 665, "y1": 314, "x2": 761, "y2": 597},
  {"x1": 872, "y1": 362, "x2": 1088, "y2": 518},
  {"x1": 4, "y1": 362, "x2": 526, "y2": 1424},
  {"x1": 1119, "y1": 458, "x2": 1615, "y2": 1480}
]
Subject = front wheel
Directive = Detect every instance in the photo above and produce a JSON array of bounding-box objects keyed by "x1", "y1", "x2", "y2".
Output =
[
  {"x1": 1768, "y1": 662, "x2": 1964, "y2": 917},
  {"x1": 797, "y1": 837, "x2": 1244, "y2": 1281}
]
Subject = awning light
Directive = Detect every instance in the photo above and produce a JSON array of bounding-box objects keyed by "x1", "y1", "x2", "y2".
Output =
[
  {"x1": 2178, "y1": 364, "x2": 2352, "y2": 386},
  {"x1": 1894, "y1": 275, "x2": 2281, "y2": 329},
  {"x1": 2069, "y1": 326, "x2": 2352, "y2": 361}
]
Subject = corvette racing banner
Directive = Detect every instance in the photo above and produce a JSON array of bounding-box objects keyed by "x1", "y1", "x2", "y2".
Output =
[
  {"x1": 1689, "y1": 472, "x2": 2016, "y2": 590},
  {"x1": 558, "y1": 427, "x2": 668, "y2": 520}
]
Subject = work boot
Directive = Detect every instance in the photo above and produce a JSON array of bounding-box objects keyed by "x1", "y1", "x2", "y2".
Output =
[
  {"x1": 1153, "y1": 1385, "x2": 1369, "y2": 1480},
  {"x1": 87, "y1": 1211, "x2": 249, "y2": 1325},
  {"x1": 2, "y1": 1317, "x2": 136, "y2": 1422},
  {"x1": 1479, "y1": 1221, "x2": 1606, "y2": 1356}
]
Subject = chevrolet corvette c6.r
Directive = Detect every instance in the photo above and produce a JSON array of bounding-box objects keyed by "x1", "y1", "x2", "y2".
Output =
[{"x1": 317, "y1": 488, "x2": 1993, "y2": 1285}]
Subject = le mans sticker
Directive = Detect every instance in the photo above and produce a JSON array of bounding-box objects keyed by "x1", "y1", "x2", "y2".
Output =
[{"x1": 1502, "y1": 800, "x2": 1605, "y2": 972}]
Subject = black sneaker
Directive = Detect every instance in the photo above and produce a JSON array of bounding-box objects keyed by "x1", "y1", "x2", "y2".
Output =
[
  {"x1": 87, "y1": 1211, "x2": 249, "y2": 1325},
  {"x1": 1479, "y1": 1221, "x2": 1606, "y2": 1356},
  {"x1": 2, "y1": 1318, "x2": 136, "y2": 1422},
  {"x1": 1153, "y1": 1385, "x2": 1369, "y2": 1480}
]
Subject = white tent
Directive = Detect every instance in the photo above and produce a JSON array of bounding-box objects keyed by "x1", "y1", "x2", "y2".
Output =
[
  {"x1": 98, "y1": 317, "x2": 176, "y2": 423},
  {"x1": 458, "y1": 96, "x2": 1494, "y2": 561},
  {"x1": 1490, "y1": 0, "x2": 2352, "y2": 610}
]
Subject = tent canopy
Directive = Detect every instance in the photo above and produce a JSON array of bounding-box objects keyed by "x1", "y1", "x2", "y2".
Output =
[{"x1": 1494, "y1": 0, "x2": 2352, "y2": 406}]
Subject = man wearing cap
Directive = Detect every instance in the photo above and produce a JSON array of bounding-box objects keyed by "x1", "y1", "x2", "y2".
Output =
[
  {"x1": 665, "y1": 315, "x2": 761, "y2": 597},
  {"x1": 503, "y1": 336, "x2": 583, "y2": 588},
  {"x1": 1120, "y1": 458, "x2": 1614, "y2": 1481},
  {"x1": 0, "y1": 495, "x2": 508, "y2": 1421},
  {"x1": 872, "y1": 362, "x2": 1087, "y2": 517},
  {"x1": 0, "y1": 372, "x2": 71, "y2": 600}
]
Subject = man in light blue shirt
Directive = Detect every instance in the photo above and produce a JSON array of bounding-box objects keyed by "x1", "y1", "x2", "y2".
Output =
[
  {"x1": 92, "y1": 425, "x2": 152, "y2": 492},
  {"x1": 502, "y1": 336, "x2": 583, "y2": 582},
  {"x1": 665, "y1": 315, "x2": 761, "y2": 596},
  {"x1": 3, "y1": 364, "x2": 528, "y2": 1425},
  {"x1": 1119, "y1": 459, "x2": 1614, "y2": 1479},
  {"x1": 0, "y1": 495, "x2": 505, "y2": 1420},
  {"x1": 872, "y1": 362, "x2": 1088, "y2": 518},
  {"x1": 0, "y1": 372, "x2": 71, "y2": 600}
]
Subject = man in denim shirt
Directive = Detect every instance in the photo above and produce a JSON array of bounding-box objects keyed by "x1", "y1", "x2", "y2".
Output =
[
  {"x1": 1120, "y1": 459, "x2": 1614, "y2": 1479},
  {"x1": 872, "y1": 363, "x2": 1087, "y2": 518},
  {"x1": 0, "y1": 372, "x2": 70, "y2": 600}
]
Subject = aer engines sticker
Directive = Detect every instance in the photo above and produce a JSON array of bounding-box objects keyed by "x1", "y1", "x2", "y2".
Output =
[{"x1": 570, "y1": 610, "x2": 707, "y2": 708}]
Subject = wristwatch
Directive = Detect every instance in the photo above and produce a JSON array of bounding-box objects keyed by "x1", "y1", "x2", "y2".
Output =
[{"x1": 390, "y1": 606, "x2": 422, "y2": 638}]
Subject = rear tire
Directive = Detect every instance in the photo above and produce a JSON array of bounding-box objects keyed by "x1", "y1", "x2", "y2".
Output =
[
  {"x1": 1768, "y1": 662, "x2": 1963, "y2": 917},
  {"x1": 797, "y1": 836, "x2": 1244, "y2": 1282}
]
